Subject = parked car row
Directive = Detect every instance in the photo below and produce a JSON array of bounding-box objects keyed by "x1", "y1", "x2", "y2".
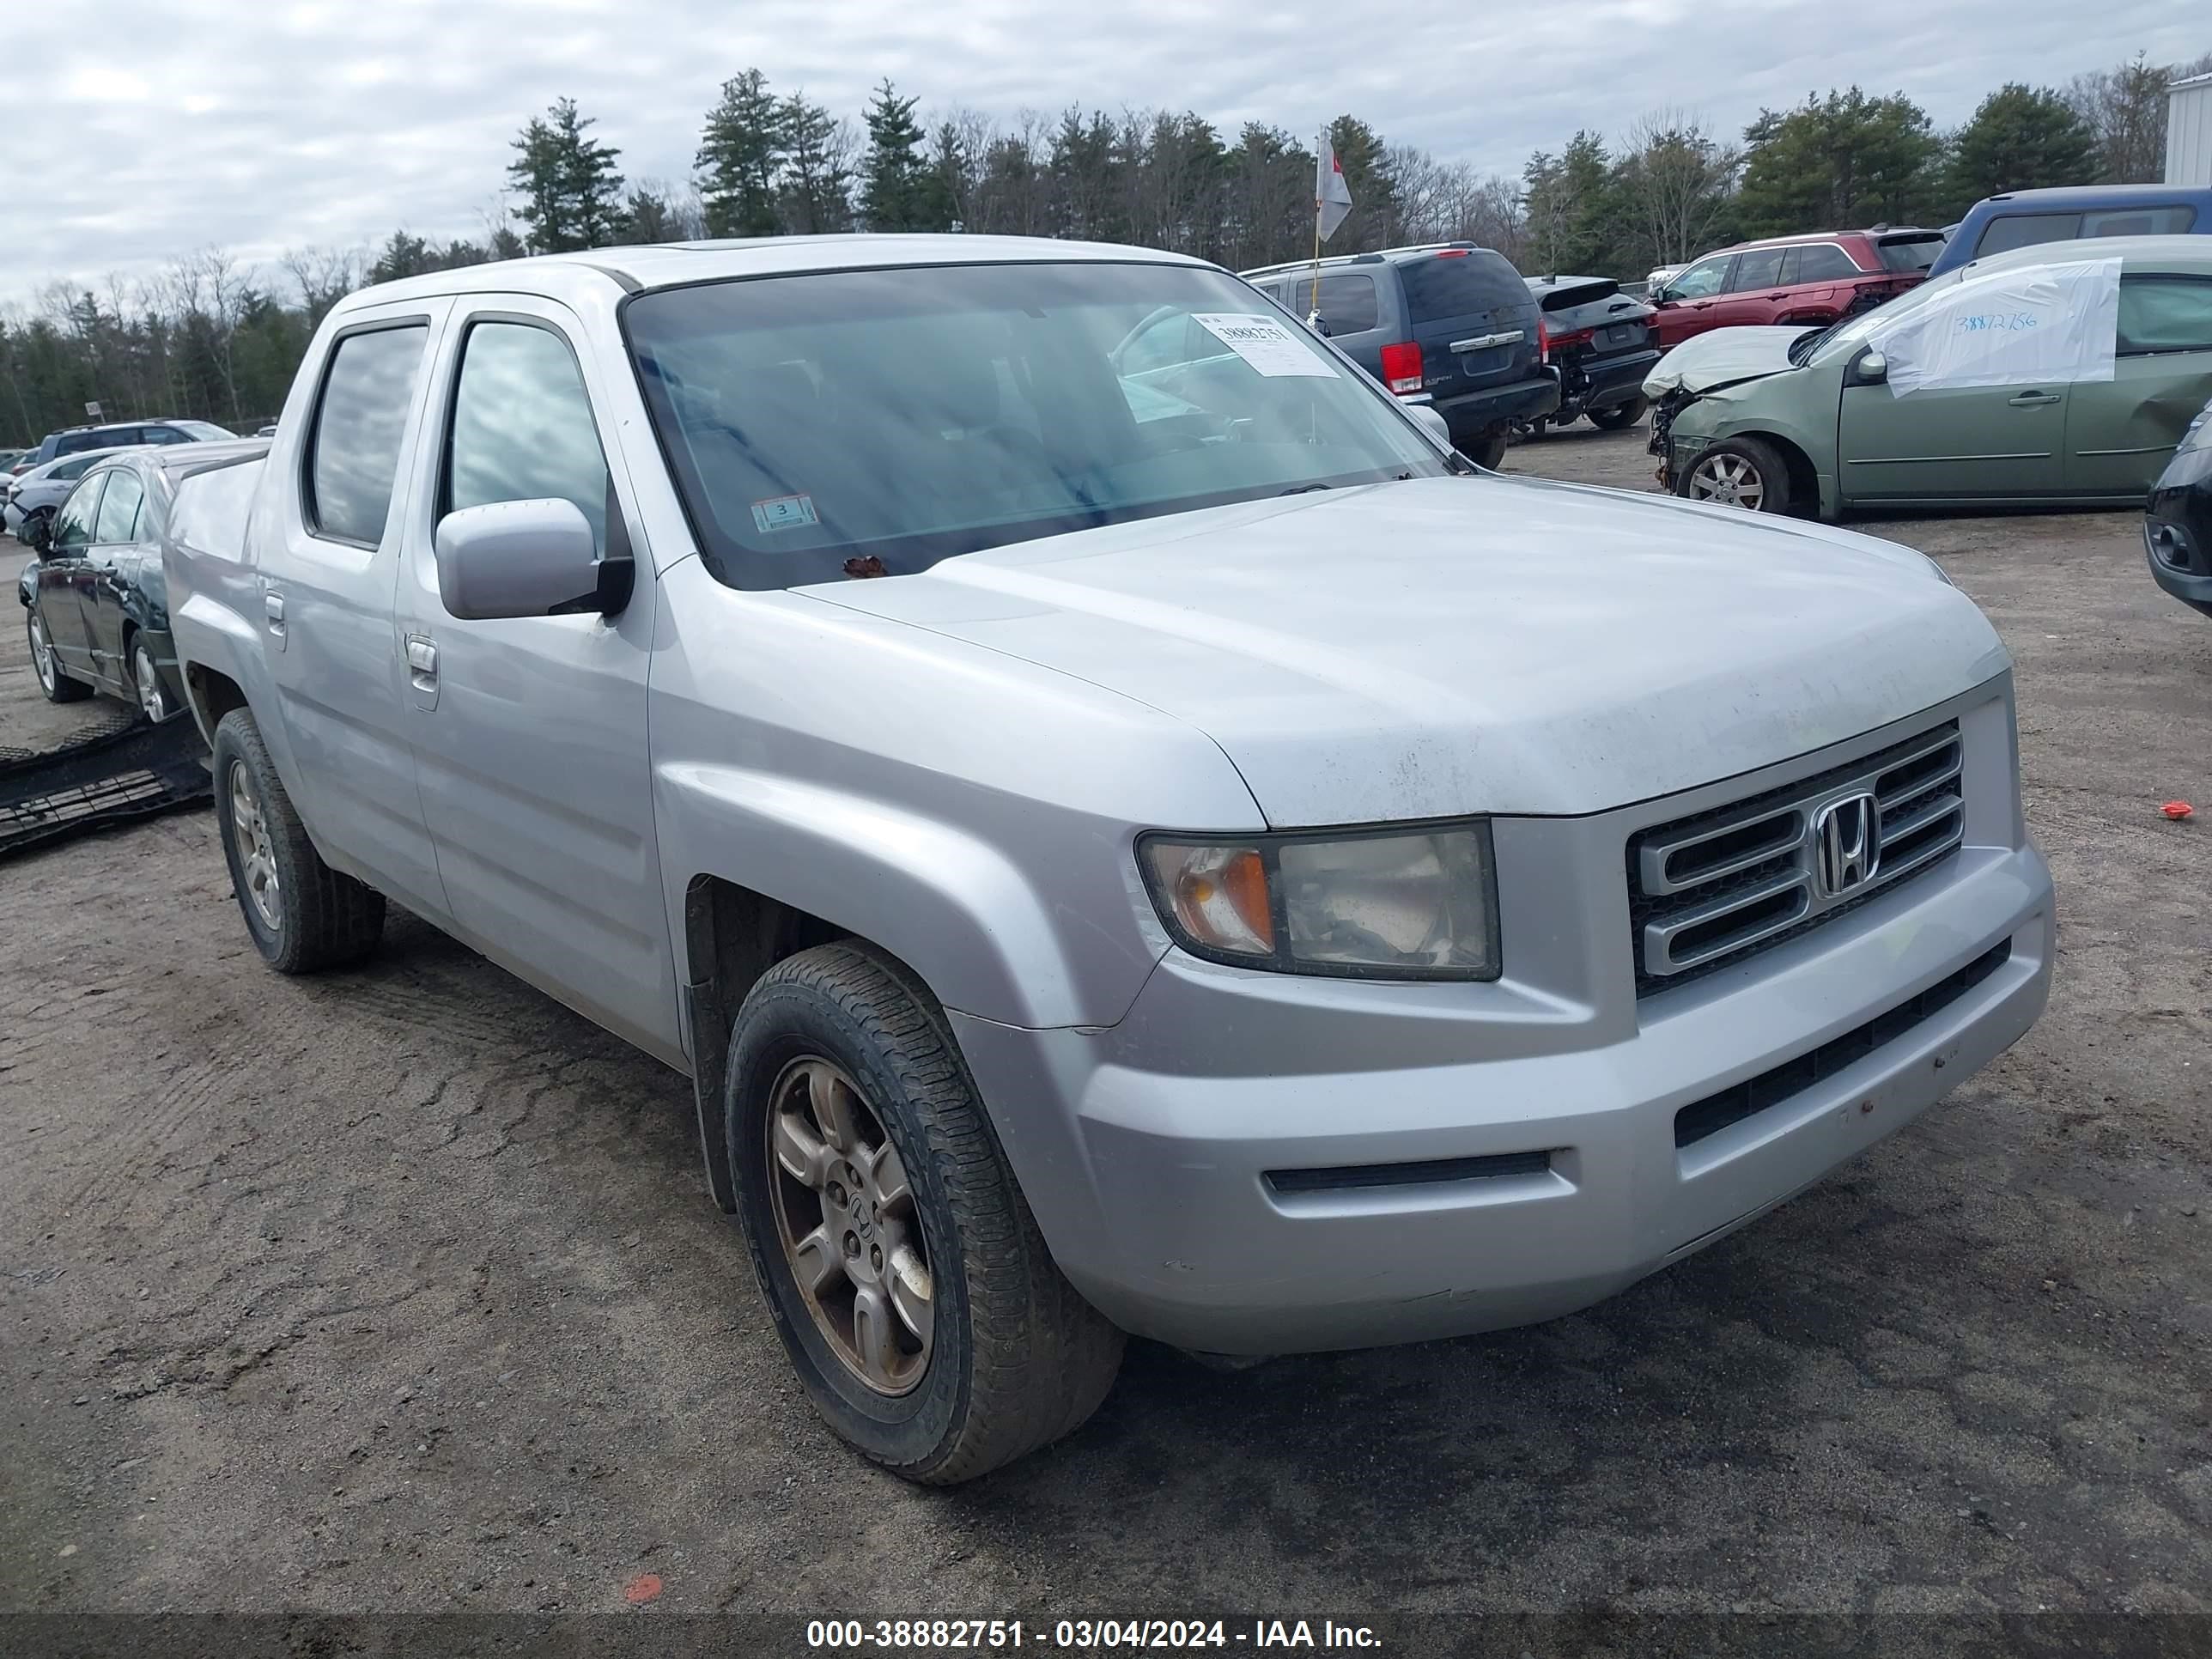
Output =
[
  {"x1": 1644, "y1": 236, "x2": 2212, "y2": 519},
  {"x1": 6, "y1": 416, "x2": 236, "y2": 478},
  {"x1": 17, "y1": 441, "x2": 269, "y2": 721}
]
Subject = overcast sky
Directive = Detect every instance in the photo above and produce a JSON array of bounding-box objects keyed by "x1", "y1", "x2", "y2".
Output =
[{"x1": 11, "y1": 0, "x2": 2203, "y2": 308}]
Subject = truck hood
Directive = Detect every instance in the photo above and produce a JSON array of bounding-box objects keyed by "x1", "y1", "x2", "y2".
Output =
[
  {"x1": 1644, "y1": 325, "x2": 1820, "y2": 397},
  {"x1": 800, "y1": 476, "x2": 2007, "y2": 823}
]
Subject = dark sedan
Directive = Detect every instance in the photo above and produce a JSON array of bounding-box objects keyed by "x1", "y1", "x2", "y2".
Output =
[
  {"x1": 20, "y1": 440, "x2": 270, "y2": 719},
  {"x1": 2146, "y1": 395, "x2": 2212, "y2": 618}
]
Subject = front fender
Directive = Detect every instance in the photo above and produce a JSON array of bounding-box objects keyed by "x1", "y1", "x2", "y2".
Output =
[{"x1": 660, "y1": 762, "x2": 1124, "y2": 1030}]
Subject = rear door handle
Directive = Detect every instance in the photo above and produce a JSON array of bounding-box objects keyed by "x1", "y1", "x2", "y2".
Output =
[
  {"x1": 2008, "y1": 392, "x2": 2062, "y2": 407},
  {"x1": 262, "y1": 591, "x2": 285, "y2": 647}
]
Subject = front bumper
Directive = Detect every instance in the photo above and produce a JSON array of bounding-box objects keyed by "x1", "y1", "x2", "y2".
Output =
[
  {"x1": 954, "y1": 684, "x2": 2053, "y2": 1354},
  {"x1": 2145, "y1": 447, "x2": 2212, "y2": 618}
]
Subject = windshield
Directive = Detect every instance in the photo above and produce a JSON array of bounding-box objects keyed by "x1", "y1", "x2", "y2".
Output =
[
  {"x1": 1792, "y1": 266, "x2": 1970, "y2": 365},
  {"x1": 623, "y1": 261, "x2": 1449, "y2": 590}
]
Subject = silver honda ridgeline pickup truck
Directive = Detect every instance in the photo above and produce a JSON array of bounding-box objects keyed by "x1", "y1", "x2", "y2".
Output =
[{"x1": 168, "y1": 235, "x2": 2054, "y2": 1484}]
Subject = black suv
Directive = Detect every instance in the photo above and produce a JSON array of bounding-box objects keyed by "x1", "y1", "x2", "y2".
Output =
[
  {"x1": 14, "y1": 418, "x2": 235, "y2": 476},
  {"x1": 1243, "y1": 243, "x2": 1557, "y2": 468}
]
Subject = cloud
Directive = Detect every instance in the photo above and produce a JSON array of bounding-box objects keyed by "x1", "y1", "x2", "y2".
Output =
[{"x1": 6, "y1": 0, "x2": 2203, "y2": 307}]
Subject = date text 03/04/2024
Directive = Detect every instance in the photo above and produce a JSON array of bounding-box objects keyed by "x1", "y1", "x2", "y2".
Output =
[{"x1": 805, "y1": 1620, "x2": 1385, "y2": 1650}]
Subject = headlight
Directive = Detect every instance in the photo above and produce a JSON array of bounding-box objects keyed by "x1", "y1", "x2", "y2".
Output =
[
  {"x1": 1138, "y1": 823, "x2": 1499, "y2": 980},
  {"x1": 2180, "y1": 406, "x2": 2212, "y2": 455}
]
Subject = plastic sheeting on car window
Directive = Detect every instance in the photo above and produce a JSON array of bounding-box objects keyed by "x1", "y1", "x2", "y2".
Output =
[{"x1": 1871, "y1": 258, "x2": 2122, "y2": 396}]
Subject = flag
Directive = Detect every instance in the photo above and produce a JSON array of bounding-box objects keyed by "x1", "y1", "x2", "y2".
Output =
[{"x1": 1316, "y1": 140, "x2": 1353, "y2": 242}]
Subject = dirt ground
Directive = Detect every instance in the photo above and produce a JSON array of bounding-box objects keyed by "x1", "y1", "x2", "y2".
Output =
[{"x1": 3, "y1": 433, "x2": 2209, "y2": 1638}]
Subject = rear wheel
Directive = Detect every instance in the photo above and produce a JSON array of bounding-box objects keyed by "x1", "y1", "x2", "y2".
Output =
[
  {"x1": 27, "y1": 607, "x2": 92, "y2": 702},
  {"x1": 1589, "y1": 397, "x2": 1649, "y2": 432},
  {"x1": 728, "y1": 941, "x2": 1123, "y2": 1485},
  {"x1": 1459, "y1": 428, "x2": 1509, "y2": 470},
  {"x1": 1676, "y1": 436, "x2": 1794, "y2": 514},
  {"x1": 212, "y1": 709, "x2": 386, "y2": 974},
  {"x1": 131, "y1": 637, "x2": 170, "y2": 722}
]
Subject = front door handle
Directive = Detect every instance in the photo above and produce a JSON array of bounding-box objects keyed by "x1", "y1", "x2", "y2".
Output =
[
  {"x1": 2008, "y1": 391, "x2": 2062, "y2": 407},
  {"x1": 263, "y1": 591, "x2": 285, "y2": 643},
  {"x1": 405, "y1": 635, "x2": 438, "y2": 690}
]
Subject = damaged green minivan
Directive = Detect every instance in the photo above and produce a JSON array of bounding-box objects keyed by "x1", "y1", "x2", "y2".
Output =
[{"x1": 1647, "y1": 236, "x2": 2212, "y2": 518}]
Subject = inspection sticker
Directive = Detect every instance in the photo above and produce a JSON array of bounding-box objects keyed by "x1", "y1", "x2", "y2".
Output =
[
  {"x1": 750, "y1": 493, "x2": 819, "y2": 533},
  {"x1": 1190, "y1": 313, "x2": 1338, "y2": 378}
]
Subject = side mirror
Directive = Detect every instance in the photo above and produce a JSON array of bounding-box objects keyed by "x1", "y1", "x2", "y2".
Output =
[
  {"x1": 1407, "y1": 404, "x2": 1452, "y2": 449},
  {"x1": 25, "y1": 514, "x2": 52, "y2": 554},
  {"x1": 1650, "y1": 285, "x2": 1670, "y2": 305},
  {"x1": 1858, "y1": 350, "x2": 1889, "y2": 386},
  {"x1": 433, "y1": 498, "x2": 623, "y2": 621}
]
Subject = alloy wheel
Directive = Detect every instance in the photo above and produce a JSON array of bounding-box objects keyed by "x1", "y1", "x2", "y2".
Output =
[
  {"x1": 27, "y1": 611, "x2": 55, "y2": 694},
  {"x1": 765, "y1": 1056, "x2": 935, "y2": 1396},
  {"x1": 135, "y1": 647, "x2": 166, "y2": 721},
  {"x1": 1688, "y1": 452, "x2": 1766, "y2": 510},
  {"x1": 228, "y1": 762, "x2": 283, "y2": 933}
]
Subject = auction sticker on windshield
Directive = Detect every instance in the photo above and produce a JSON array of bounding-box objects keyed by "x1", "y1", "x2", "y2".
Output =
[
  {"x1": 1190, "y1": 313, "x2": 1339, "y2": 378},
  {"x1": 751, "y1": 493, "x2": 820, "y2": 533}
]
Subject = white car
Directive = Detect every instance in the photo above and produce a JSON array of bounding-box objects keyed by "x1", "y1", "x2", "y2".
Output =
[{"x1": 5, "y1": 446, "x2": 143, "y2": 543}]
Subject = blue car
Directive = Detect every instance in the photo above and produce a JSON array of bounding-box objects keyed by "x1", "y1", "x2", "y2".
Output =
[{"x1": 1927, "y1": 185, "x2": 2212, "y2": 279}]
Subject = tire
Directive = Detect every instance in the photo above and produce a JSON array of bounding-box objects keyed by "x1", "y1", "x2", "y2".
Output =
[
  {"x1": 26, "y1": 605, "x2": 92, "y2": 702},
  {"x1": 1675, "y1": 435, "x2": 1794, "y2": 515},
  {"x1": 1589, "y1": 397, "x2": 1649, "y2": 432},
  {"x1": 211, "y1": 708, "x2": 386, "y2": 974},
  {"x1": 129, "y1": 635, "x2": 171, "y2": 723},
  {"x1": 727, "y1": 940, "x2": 1124, "y2": 1485},
  {"x1": 1459, "y1": 428, "x2": 1509, "y2": 470}
]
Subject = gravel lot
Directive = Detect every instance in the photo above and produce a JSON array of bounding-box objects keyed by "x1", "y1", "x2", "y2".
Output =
[{"x1": 3, "y1": 428, "x2": 2209, "y2": 1637}]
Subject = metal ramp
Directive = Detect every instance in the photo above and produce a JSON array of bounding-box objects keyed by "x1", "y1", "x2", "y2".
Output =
[{"x1": 0, "y1": 714, "x2": 212, "y2": 858}]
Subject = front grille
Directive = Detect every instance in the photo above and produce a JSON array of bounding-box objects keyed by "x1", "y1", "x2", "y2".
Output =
[
  {"x1": 1627, "y1": 720, "x2": 1966, "y2": 995},
  {"x1": 1672, "y1": 939, "x2": 2012, "y2": 1148}
]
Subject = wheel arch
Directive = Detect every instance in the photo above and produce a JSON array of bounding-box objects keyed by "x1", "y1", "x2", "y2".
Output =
[{"x1": 1703, "y1": 425, "x2": 1824, "y2": 519}]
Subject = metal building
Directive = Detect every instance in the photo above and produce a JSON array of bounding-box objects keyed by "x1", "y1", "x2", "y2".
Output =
[{"x1": 2171, "y1": 71, "x2": 2212, "y2": 187}]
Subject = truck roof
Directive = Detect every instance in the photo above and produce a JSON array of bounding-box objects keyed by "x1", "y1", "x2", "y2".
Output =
[{"x1": 337, "y1": 234, "x2": 1212, "y2": 314}]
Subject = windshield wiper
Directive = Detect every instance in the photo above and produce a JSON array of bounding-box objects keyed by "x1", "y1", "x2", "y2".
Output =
[{"x1": 1279, "y1": 483, "x2": 1333, "y2": 495}]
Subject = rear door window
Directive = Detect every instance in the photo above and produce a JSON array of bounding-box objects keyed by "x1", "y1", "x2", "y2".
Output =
[
  {"x1": 1974, "y1": 213, "x2": 2082, "y2": 258},
  {"x1": 1729, "y1": 248, "x2": 1787, "y2": 291},
  {"x1": 307, "y1": 324, "x2": 429, "y2": 546},
  {"x1": 1401, "y1": 252, "x2": 1527, "y2": 322},
  {"x1": 443, "y1": 320, "x2": 613, "y2": 555},
  {"x1": 93, "y1": 470, "x2": 144, "y2": 543},
  {"x1": 1312, "y1": 274, "x2": 1379, "y2": 336},
  {"x1": 2082, "y1": 205, "x2": 2197, "y2": 238},
  {"x1": 2117, "y1": 277, "x2": 2212, "y2": 355}
]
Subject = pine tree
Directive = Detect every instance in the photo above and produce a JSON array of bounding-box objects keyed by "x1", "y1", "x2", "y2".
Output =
[
  {"x1": 860, "y1": 80, "x2": 929, "y2": 232},
  {"x1": 780, "y1": 94, "x2": 854, "y2": 234},
  {"x1": 921, "y1": 119, "x2": 968, "y2": 231},
  {"x1": 1946, "y1": 84, "x2": 2098, "y2": 212},
  {"x1": 696, "y1": 70, "x2": 787, "y2": 238},
  {"x1": 507, "y1": 98, "x2": 624, "y2": 252}
]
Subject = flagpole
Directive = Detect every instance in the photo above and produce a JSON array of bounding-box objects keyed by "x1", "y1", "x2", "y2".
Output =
[{"x1": 1309, "y1": 131, "x2": 1325, "y2": 322}]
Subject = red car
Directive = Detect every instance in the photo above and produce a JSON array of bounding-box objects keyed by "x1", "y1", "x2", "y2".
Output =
[{"x1": 1646, "y1": 228, "x2": 1946, "y2": 350}]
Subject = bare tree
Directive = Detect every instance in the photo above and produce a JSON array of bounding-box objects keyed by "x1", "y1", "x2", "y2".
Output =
[
  {"x1": 2068, "y1": 52, "x2": 2212, "y2": 184},
  {"x1": 283, "y1": 245, "x2": 363, "y2": 324},
  {"x1": 1614, "y1": 108, "x2": 1739, "y2": 271}
]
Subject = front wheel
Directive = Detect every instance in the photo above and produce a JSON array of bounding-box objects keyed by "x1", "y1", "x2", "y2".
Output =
[
  {"x1": 1589, "y1": 397, "x2": 1649, "y2": 432},
  {"x1": 1675, "y1": 436, "x2": 1794, "y2": 514},
  {"x1": 26, "y1": 607, "x2": 92, "y2": 702},
  {"x1": 728, "y1": 941, "x2": 1123, "y2": 1485},
  {"x1": 1458, "y1": 428, "x2": 1509, "y2": 470}
]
